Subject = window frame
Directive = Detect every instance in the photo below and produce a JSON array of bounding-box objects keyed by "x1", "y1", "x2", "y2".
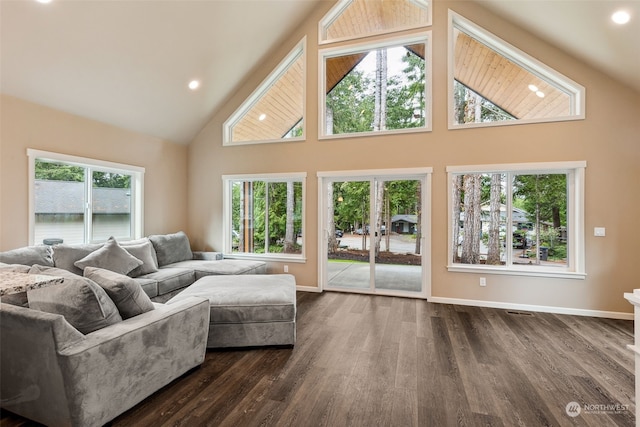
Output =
[
  {"x1": 222, "y1": 172, "x2": 307, "y2": 262},
  {"x1": 448, "y1": 10, "x2": 586, "y2": 130},
  {"x1": 223, "y1": 37, "x2": 306, "y2": 146},
  {"x1": 446, "y1": 161, "x2": 586, "y2": 279},
  {"x1": 28, "y1": 149, "x2": 145, "y2": 245},
  {"x1": 318, "y1": 31, "x2": 432, "y2": 140}
]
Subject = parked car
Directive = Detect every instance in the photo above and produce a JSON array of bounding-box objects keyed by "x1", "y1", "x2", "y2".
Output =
[
  {"x1": 354, "y1": 225, "x2": 385, "y2": 235},
  {"x1": 355, "y1": 226, "x2": 368, "y2": 235}
]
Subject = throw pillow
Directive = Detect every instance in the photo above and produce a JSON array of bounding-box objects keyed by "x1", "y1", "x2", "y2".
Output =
[
  {"x1": 149, "y1": 231, "x2": 193, "y2": 267},
  {"x1": 121, "y1": 239, "x2": 159, "y2": 277},
  {"x1": 52, "y1": 243, "x2": 103, "y2": 276},
  {"x1": 0, "y1": 245, "x2": 54, "y2": 267},
  {"x1": 83, "y1": 267, "x2": 155, "y2": 319},
  {"x1": 27, "y1": 265, "x2": 122, "y2": 334},
  {"x1": 74, "y1": 237, "x2": 143, "y2": 275}
]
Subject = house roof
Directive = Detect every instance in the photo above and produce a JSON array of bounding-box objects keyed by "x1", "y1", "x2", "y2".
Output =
[
  {"x1": 1, "y1": 1, "x2": 637, "y2": 144},
  {"x1": 35, "y1": 180, "x2": 131, "y2": 214},
  {"x1": 392, "y1": 214, "x2": 418, "y2": 224}
]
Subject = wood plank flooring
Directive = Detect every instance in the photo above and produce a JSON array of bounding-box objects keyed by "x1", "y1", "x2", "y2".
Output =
[{"x1": 1, "y1": 291, "x2": 635, "y2": 426}]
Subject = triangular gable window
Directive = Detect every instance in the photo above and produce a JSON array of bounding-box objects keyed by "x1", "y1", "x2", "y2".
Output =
[
  {"x1": 449, "y1": 11, "x2": 585, "y2": 128},
  {"x1": 224, "y1": 38, "x2": 305, "y2": 145},
  {"x1": 320, "y1": 0, "x2": 431, "y2": 44}
]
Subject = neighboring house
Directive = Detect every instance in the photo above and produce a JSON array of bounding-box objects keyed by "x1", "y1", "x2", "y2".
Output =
[
  {"x1": 391, "y1": 214, "x2": 417, "y2": 234},
  {"x1": 34, "y1": 180, "x2": 131, "y2": 244}
]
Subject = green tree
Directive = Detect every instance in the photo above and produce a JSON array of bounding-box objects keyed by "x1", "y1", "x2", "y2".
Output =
[
  {"x1": 35, "y1": 161, "x2": 84, "y2": 182},
  {"x1": 35, "y1": 161, "x2": 130, "y2": 188}
]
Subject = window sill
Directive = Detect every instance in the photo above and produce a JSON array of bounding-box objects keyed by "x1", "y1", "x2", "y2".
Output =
[
  {"x1": 447, "y1": 264, "x2": 586, "y2": 280},
  {"x1": 224, "y1": 253, "x2": 307, "y2": 264}
]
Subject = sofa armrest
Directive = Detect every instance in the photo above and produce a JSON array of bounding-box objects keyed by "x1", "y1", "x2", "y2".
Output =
[
  {"x1": 1, "y1": 297, "x2": 210, "y2": 427},
  {"x1": 1, "y1": 303, "x2": 86, "y2": 425},
  {"x1": 192, "y1": 251, "x2": 223, "y2": 261},
  {"x1": 55, "y1": 296, "x2": 210, "y2": 426}
]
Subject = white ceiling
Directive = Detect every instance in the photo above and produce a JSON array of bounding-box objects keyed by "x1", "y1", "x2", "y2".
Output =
[
  {"x1": 1, "y1": 0, "x2": 638, "y2": 145},
  {"x1": 478, "y1": 0, "x2": 640, "y2": 96}
]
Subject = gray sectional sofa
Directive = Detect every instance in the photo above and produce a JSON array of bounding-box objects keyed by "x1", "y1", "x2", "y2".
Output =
[
  {"x1": 0, "y1": 231, "x2": 266, "y2": 300},
  {"x1": 0, "y1": 231, "x2": 270, "y2": 426}
]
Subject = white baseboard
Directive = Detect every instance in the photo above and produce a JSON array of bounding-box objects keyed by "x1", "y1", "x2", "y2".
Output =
[
  {"x1": 296, "y1": 285, "x2": 322, "y2": 293},
  {"x1": 428, "y1": 296, "x2": 634, "y2": 320}
]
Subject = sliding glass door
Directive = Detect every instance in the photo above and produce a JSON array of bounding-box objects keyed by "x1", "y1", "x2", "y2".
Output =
[{"x1": 318, "y1": 170, "x2": 430, "y2": 298}]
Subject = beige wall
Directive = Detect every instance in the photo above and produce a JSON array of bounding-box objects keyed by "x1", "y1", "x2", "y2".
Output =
[
  {"x1": 0, "y1": 94, "x2": 189, "y2": 250},
  {"x1": 188, "y1": 0, "x2": 640, "y2": 315}
]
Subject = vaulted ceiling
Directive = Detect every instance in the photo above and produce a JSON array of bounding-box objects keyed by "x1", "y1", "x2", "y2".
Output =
[{"x1": 1, "y1": 0, "x2": 638, "y2": 145}]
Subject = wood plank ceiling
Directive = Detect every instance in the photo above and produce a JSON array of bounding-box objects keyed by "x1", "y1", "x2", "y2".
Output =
[
  {"x1": 453, "y1": 30, "x2": 570, "y2": 120},
  {"x1": 231, "y1": 0, "x2": 570, "y2": 143}
]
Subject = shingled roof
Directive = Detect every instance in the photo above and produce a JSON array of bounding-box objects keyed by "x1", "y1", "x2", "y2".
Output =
[{"x1": 35, "y1": 180, "x2": 131, "y2": 214}]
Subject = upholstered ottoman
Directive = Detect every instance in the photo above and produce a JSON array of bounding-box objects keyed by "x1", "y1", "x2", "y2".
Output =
[{"x1": 167, "y1": 274, "x2": 296, "y2": 348}]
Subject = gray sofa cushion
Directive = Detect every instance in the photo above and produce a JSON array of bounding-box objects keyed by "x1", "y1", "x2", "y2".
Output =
[
  {"x1": 52, "y1": 243, "x2": 103, "y2": 275},
  {"x1": 83, "y1": 267, "x2": 155, "y2": 319},
  {"x1": 149, "y1": 231, "x2": 193, "y2": 267},
  {"x1": 0, "y1": 245, "x2": 53, "y2": 267},
  {"x1": 121, "y1": 239, "x2": 159, "y2": 277},
  {"x1": 27, "y1": 265, "x2": 122, "y2": 334},
  {"x1": 74, "y1": 237, "x2": 143, "y2": 276},
  {"x1": 139, "y1": 267, "x2": 195, "y2": 296},
  {"x1": 133, "y1": 277, "x2": 159, "y2": 298},
  {"x1": 166, "y1": 259, "x2": 266, "y2": 280}
]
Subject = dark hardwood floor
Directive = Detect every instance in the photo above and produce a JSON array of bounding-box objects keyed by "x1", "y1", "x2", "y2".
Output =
[{"x1": 1, "y1": 291, "x2": 635, "y2": 426}]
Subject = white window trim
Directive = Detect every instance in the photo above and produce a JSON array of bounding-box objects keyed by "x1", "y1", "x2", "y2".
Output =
[
  {"x1": 318, "y1": 31, "x2": 432, "y2": 140},
  {"x1": 318, "y1": 0, "x2": 432, "y2": 45},
  {"x1": 221, "y1": 172, "x2": 307, "y2": 262},
  {"x1": 447, "y1": 10, "x2": 586, "y2": 130},
  {"x1": 316, "y1": 167, "x2": 433, "y2": 298},
  {"x1": 446, "y1": 161, "x2": 586, "y2": 280},
  {"x1": 223, "y1": 37, "x2": 306, "y2": 146},
  {"x1": 27, "y1": 149, "x2": 145, "y2": 245}
]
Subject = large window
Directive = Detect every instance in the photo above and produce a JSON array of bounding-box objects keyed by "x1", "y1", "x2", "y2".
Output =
[
  {"x1": 448, "y1": 10, "x2": 585, "y2": 129},
  {"x1": 222, "y1": 173, "x2": 306, "y2": 261},
  {"x1": 223, "y1": 38, "x2": 306, "y2": 146},
  {"x1": 319, "y1": 33, "x2": 431, "y2": 139},
  {"x1": 447, "y1": 162, "x2": 585, "y2": 279},
  {"x1": 28, "y1": 149, "x2": 144, "y2": 245}
]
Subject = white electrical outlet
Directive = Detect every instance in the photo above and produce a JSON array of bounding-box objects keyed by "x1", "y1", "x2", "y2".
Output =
[
  {"x1": 594, "y1": 227, "x2": 606, "y2": 237},
  {"x1": 284, "y1": 265, "x2": 289, "y2": 273},
  {"x1": 479, "y1": 277, "x2": 487, "y2": 287}
]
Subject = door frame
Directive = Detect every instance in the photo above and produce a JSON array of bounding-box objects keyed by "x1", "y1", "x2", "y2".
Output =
[{"x1": 317, "y1": 167, "x2": 432, "y2": 299}]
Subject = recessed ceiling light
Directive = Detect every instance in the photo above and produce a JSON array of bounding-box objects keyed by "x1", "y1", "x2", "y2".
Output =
[
  {"x1": 612, "y1": 10, "x2": 631, "y2": 25},
  {"x1": 188, "y1": 80, "x2": 200, "y2": 90},
  {"x1": 528, "y1": 84, "x2": 539, "y2": 92},
  {"x1": 258, "y1": 113, "x2": 267, "y2": 121},
  {"x1": 36, "y1": 0, "x2": 53, "y2": 3}
]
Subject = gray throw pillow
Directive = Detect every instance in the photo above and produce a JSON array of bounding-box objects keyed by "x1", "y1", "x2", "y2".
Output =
[
  {"x1": 74, "y1": 237, "x2": 143, "y2": 275},
  {"x1": 27, "y1": 265, "x2": 122, "y2": 334},
  {"x1": 121, "y1": 239, "x2": 159, "y2": 277},
  {"x1": 52, "y1": 243, "x2": 103, "y2": 275},
  {"x1": 0, "y1": 245, "x2": 53, "y2": 267},
  {"x1": 149, "y1": 231, "x2": 193, "y2": 267},
  {"x1": 83, "y1": 267, "x2": 155, "y2": 319}
]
